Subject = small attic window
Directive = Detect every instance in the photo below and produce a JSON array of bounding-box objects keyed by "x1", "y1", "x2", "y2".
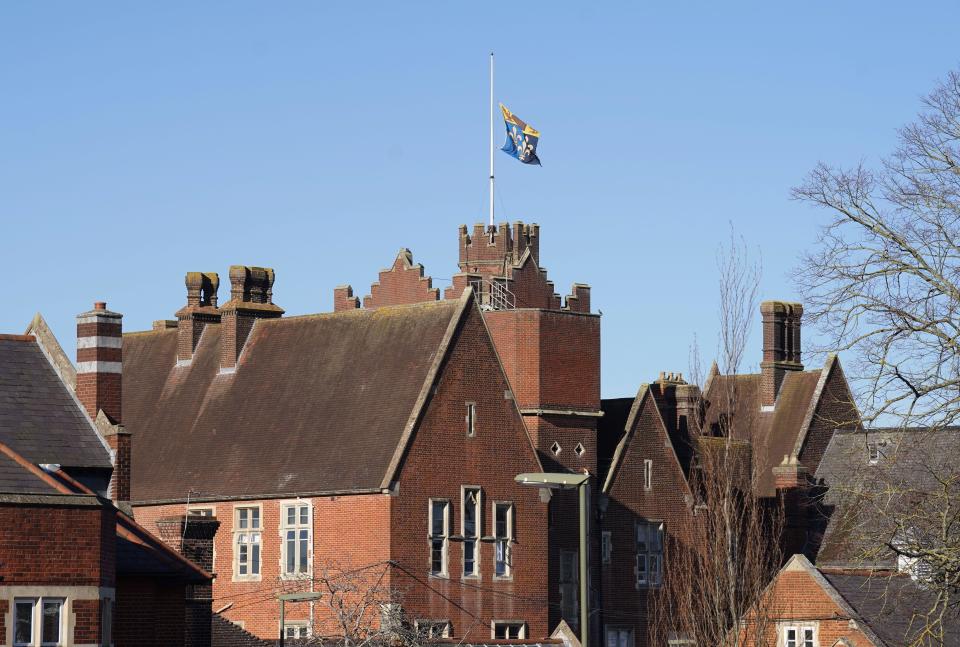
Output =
[
  {"x1": 574, "y1": 443, "x2": 585, "y2": 457},
  {"x1": 551, "y1": 442, "x2": 562, "y2": 456}
]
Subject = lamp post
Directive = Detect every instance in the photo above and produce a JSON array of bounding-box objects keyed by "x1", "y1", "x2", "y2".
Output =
[
  {"x1": 278, "y1": 591, "x2": 323, "y2": 647},
  {"x1": 515, "y1": 472, "x2": 590, "y2": 647}
]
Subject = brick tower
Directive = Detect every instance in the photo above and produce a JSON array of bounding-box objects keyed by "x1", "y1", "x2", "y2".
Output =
[{"x1": 446, "y1": 222, "x2": 600, "y2": 638}]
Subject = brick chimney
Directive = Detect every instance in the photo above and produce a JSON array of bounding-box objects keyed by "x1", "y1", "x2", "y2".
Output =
[
  {"x1": 77, "y1": 301, "x2": 122, "y2": 422},
  {"x1": 760, "y1": 301, "x2": 804, "y2": 408},
  {"x1": 77, "y1": 302, "x2": 130, "y2": 501},
  {"x1": 175, "y1": 272, "x2": 220, "y2": 364},
  {"x1": 219, "y1": 266, "x2": 283, "y2": 371}
]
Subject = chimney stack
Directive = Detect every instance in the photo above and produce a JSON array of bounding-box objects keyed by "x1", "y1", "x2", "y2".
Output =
[
  {"x1": 760, "y1": 301, "x2": 804, "y2": 408},
  {"x1": 77, "y1": 301, "x2": 130, "y2": 501},
  {"x1": 175, "y1": 272, "x2": 220, "y2": 364},
  {"x1": 220, "y1": 266, "x2": 283, "y2": 371}
]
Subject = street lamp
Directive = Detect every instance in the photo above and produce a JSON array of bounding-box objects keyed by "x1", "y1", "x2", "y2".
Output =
[
  {"x1": 515, "y1": 472, "x2": 590, "y2": 647},
  {"x1": 278, "y1": 591, "x2": 323, "y2": 647}
]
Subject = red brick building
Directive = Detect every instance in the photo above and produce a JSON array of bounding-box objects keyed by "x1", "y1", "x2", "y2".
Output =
[
  {"x1": 0, "y1": 311, "x2": 209, "y2": 647},
  {"x1": 123, "y1": 269, "x2": 548, "y2": 641}
]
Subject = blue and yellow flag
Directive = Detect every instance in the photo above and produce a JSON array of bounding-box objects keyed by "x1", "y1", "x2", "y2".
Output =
[{"x1": 500, "y1": 103, "x2": 541, "y2": 166}]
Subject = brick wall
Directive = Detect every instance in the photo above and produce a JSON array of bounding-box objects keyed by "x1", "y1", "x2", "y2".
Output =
[
  {"x1": 601, "y1": 392, "x2": 699, "y2": 647},
  {"x1": 0, "y1": 503, "x2": 112, "y2": 585},
  {"x1": 362, "y1": 249, "x2": 440, "y2": 308},
  {"x1": 389, "y1": 303, "x2": 549, "y2": 641},
  {"x1": 115, "y1": 575, "x2": 187, "y2": 647},
  {"x1": 799, "y1": 360, "x2": 860, "y2": 475},
  {"x1": 740, "y1": 568, "x2": 875, "y2": 646},
  {"x1": 134, "y1": 493, "x2": 392, "y2": 639}
]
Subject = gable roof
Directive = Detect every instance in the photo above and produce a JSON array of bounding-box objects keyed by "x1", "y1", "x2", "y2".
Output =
[
  {"x1": 0, "y1": 442, "x2": 64, "y2": 496},
  {"x1": 700, "y1": 356, "x2": 846, "y2": 496},
  {"x1": 0, "y1": 334, "x2": 112, "y2": 470},
  {"x1": 123, "y1": 293, "x2": 472, "y2": 503},
  {"x1": 602, "y1": 384, "x2": 693, "y2": 502}
]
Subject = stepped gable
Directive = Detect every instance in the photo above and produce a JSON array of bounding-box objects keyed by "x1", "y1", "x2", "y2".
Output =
[
  {"x1": 333, "y1": 249, "x2": 440, "y2": 311},
  {"x1": 122, "y1": 296, "x2": 468, "y2": 503}
]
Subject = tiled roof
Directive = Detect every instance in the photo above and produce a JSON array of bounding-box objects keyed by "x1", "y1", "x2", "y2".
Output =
[
  {"x1": 702, "y1": 369, "x2": 822, "y2": 496},
  {"x1": 815, "y1": 427, "x2": 960, "y2": 569},
  {"x1": 824, "y1": 571, "x2": 960, "y2": 645},
  {"x1": 123, "y1": 299, "x2": 464, "y2": 503},
  {"x1": 0, "y1": 337, "x2": 111, "y2": 469}
]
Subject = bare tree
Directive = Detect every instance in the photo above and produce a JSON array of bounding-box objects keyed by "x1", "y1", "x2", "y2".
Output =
[
  {"x1": 793, "y1": 70, "x2": 960, "y2": 430},
  {"x1": 650, "y1": 230, "x2": 784, "y2": 646},
  {"x1": 794, "y1": 69, "x2": 960, "y2": 645},
  {"x1": 276, "y1": 559, "x2": 419, "y2": 647}
]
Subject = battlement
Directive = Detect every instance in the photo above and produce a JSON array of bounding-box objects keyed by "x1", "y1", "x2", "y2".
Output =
[{"x1": 458, "y1": 221, "x2": 540, "y2": 274}]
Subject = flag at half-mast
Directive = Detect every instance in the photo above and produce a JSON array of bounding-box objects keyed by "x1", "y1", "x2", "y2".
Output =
[{"x1": 500, "y1": 103, "x2": 541, "y2": 166}]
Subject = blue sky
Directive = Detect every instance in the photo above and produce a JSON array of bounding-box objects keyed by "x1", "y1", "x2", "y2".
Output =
[{"x1": 1, "y1": 2, "x2": 957, "y2": 397}]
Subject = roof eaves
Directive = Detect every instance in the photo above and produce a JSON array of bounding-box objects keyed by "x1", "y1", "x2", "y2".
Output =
[
  {"x1": 379, "y1": 288, "x2": 475, "y2": 490},
  {"x1": 116, "y1": 511, "x2": 212, "y2": 582},
  {"x1": 602, "y1": 385, "x2": 648, "y2": 493},
  {"x1": 0, "y1": 440, "x2": 78, "y2": 495},
  {"x1": 25, "y1": 312, "x2": 114, "y2": 465}
]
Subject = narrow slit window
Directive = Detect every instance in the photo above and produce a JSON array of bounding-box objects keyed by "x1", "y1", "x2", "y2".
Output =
[
  {"x1": 463, "y1": 488, "x2": 480, "y2": 577},
  {"x1": 494, "y1": 501, "x2": 514, "y2": 577},
  {"x1": 429, "y1": 499, "x2": 450, "y2": 576},
  {"x1": 644, "y1": 459, "x2": 653, "y2": 491},
  {"x1": 466, "y1": 403, "x2": 477, "y2": 437}
]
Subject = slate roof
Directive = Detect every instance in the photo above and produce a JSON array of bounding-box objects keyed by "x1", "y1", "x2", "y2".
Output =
[
  {"x1": 0, "y1": 336, "x2": 111, "y2": 469},
  {"x1": 702, "y1": 367, "x2": 823, "y2": 496},
  {"x1": 815, "y1": 427, "x2": 960, "y2": 569},
  {"x1": 824, "y1": 572, "x2": 960, "y2": 645},
  {"x1": 0, "y1": 450, "x2": 59, "y2": 495},
  {"x1": 123, "y1": 298, "x2": 466, "y2": 503}
]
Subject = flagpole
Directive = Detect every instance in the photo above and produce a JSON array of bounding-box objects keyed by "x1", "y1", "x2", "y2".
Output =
[{"x1": 489, "y1": 51, "x2": 495, "y2": 229}]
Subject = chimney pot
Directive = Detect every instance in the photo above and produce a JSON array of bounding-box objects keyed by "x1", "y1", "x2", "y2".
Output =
[
  {"x1": 176, "y1": 272, "x2": 221, "y2": 364},
  {"x1": 94, "y1": 301, "x2": 106, "y2": 310},
  {"x1": 220, "y1": 265, "x2": 284, "y2": 371}
]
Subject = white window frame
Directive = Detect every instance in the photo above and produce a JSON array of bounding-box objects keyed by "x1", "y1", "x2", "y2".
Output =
[
  {"x1": 643, "y1": 459, "x2": 653, "y2": 491},
  {"x1": 779, "y1": 624, "x2": 817, "y2": 647},
  {"x1": 415, "y1": 619, "x2": 452, "y2": 639},
  {"x1": 13, "y1": 597, "x2": 65, "y2": 647},
  {"x1": 635, "y1": 521, "x2": 664, "y2": 589},
  {"x1": 867, "y1": 441, "x2": 880, "y2": 464},
  {"x1": 283, "y1": 621, "x2": 310, "y2": 640},
  {"x1": 465, "y1": 402, "x2": 477, "y2": 437},
  {"x1": 233, "y1": 504, "x2": 262, "y2": 581},
  {"x1": 280, "y1": 500, "x2": 313, "y2": 578},
  {"x1": 493, "y1": 501, "x2": 514, "y2": 579},
  {"x1": 461, "y1": 487, "x2": 482, "y2": 578},
  {"x1": 601, "y1": 531, "x2": 612, "y2": 564},
  {"x1": 491, "y1": 620, "x2": 526, "y2": 640},
  {"x1": 429, "y1": 498, "x2": 450, "y2": 577},
  {"x1": 605, "y1": 626, "x2": 634, "y2": 647},
  {"x1": 187, "y1": 506, "x2": 215, "y2": 517}
]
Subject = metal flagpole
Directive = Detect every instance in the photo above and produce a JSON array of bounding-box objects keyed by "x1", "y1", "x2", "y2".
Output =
[{"x1": 489, "y1": 51, "x2": 495, "y2": 229}]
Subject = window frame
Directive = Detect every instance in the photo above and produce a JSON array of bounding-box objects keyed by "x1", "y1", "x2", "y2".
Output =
[
  {"x1": 635, "y1": 521, "x2": 664, "y2": 589},
  {"x1": 461, "y1": 486, "x2": 482, "y2": 578},
  {"x1": 779, "y1": 623, "x2": 818, "y2": 647},
  {"x1": 280, "y1": 500, "x2": 313, "y2": 578},
  {"x1": 465, "y1": 402, "x2": 477, "y2": 438},
  {"x1": 283, "y1": 622, "x2": 310, "y2": 640},
  {"x1": 233, "y1": 504, "x2": 263, "y2": 581},
  {"x1": 493, "y1": 500, "x2": 514, "y2": 579},
  {"x1": 559, "y1": 549, "x2": 579, "y2": 630},
  {"x1": 643, "y1": 459, "x2": 653, "y2": 491},
  {"x1": 13, "y1": 597, "x2": 65, "y2": 647},
  {"x1": 429, "y1": 498, "x2": 451, "y2": 577},
  {"x1": 491, "y1": 620, "x2": 526, "y2": 640},
  {"x1": 605, "y1": 626, "x2": 635, "y2": 647},
  {"x1": 415, "y1": 619, "x2": 452, "y2": 639}
]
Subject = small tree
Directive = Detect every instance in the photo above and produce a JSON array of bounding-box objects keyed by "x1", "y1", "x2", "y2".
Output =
[{"x1": 650, "y1": 230, "x2": 784, "y2": 646}]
